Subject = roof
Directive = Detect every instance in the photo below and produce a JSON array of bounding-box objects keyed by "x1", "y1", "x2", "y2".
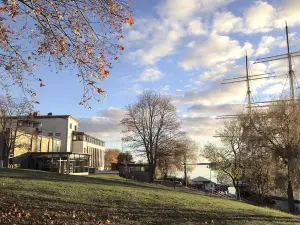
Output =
[
  {"x1": 32, "y1": 115, "x2": 79, "y2": 122},
  {"x1": 29, "y1": 152, "x2": 90, "y2": 157},
  {"x1": 8, "y1": 115, "x2": 79, "y2": 122},
  {"x1": 115, "y1": 163, "x2": 149, "y2": 167},
  {"x1": 73, "y1": 131, "x2": 105, "y2": 143},
  {"x1": 192, "y1": 176, "x2": 213, "y2": 183}
]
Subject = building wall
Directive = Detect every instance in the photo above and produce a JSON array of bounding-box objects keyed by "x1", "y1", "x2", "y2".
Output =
[
  {"x1": 72, "y1": 140, "x2": 104, "y2": 170},
  {"x1": 13, "y1": 131, "x2": 61, "y2": 167},
  {"x1": 67, "y1": 117, "x2": 78, "y2": 152},
  {"x1": 34, "y1": 117, "x2": 72, "y2": 152}
]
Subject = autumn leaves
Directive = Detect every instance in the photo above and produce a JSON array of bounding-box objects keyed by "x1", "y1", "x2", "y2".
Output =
[{"x1": 0, "y1": 0, "x2": 134, "y2": 107}]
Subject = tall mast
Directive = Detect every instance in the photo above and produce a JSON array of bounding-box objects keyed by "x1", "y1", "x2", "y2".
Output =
[
  {"x1": 286, "y1": 23, "x2": 295, "y2": 100},
  {"x1": 246, "y1": 54, "x2": 251, "y2": 114}
]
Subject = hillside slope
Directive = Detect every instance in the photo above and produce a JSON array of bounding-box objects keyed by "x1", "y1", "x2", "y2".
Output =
[{"x1": 0, "y1": 169, "x2": 299, "y2": 225}]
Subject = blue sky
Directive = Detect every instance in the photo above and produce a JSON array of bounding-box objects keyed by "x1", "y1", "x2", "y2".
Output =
[{"x1": 30, "y1": 0, "x2": 300, "y2": 158}]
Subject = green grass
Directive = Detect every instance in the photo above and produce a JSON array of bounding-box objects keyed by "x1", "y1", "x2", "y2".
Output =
[{"x1": 0, "y1": 169, "x2": 300, "y2": 225}]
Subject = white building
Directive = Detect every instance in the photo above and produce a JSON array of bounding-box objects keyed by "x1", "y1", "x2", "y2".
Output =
[
  {"x1": 72, "y1": 132, "x2": 105, "y2": 170},
  {"x1": 33, "y1": 113, "x2": 78, "y2": 152},
  {"x1": 28, "y1": 112, "x2": 105, "y2": 170},
  {"x1": 192, "y1": 176, "x2": 216, "y2": 191}
]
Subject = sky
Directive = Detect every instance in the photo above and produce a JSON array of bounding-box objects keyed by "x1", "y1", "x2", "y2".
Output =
[{"x1": 32, "y1": 0, "x2": 300, "y2": 178}]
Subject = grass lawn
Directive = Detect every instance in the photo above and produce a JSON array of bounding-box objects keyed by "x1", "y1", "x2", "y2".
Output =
[{"x1": 0, "y1": 169, "x2": 300, "y2": 225}]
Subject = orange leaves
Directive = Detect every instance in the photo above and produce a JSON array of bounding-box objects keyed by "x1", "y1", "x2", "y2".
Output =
[
  {"x1": 0, "y1": 0, "x2": 133, "y2": 108},
  {"x1": 0, "y1": 5, "x2": 8, "y2": 13},
  {"x1": 59, "y1": 38, "x2": 67, "y2": 46},
  {"x1": 101, "y1": 69, "x2": 109, "y2": 77},
  {"x1": 128, "y1": 13, "x2": 134, "y2": 26}
]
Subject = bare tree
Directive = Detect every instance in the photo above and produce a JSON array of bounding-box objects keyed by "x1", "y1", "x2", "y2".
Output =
[
  {"x1": 250, "y1": 99, "x2": 300, "y2": 213},
  {"x1": 203, "y1": 119, "x2": 245, "y2": 200},
  {"x1": 120, "y1": 91, "x2": 183, "y2": 182},
  {"x1": 117, "y1": 151, "x2": 133, "y2": 164},
  {"x1": 157, "y1": 136, "x2": 198, "y2": 181},
  {"x1": 0, "y1": 96, "x2": 32, "y2": 167}
]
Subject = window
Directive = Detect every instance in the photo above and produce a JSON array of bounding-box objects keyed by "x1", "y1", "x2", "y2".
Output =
[
  {"x1": 70, "y1": 123, "x2": 72, "y2": 129},
  {"x1": 47, "y1": 141, "x2": 50, "y2": 152},
  {"x1": 48, "y1": 133, "x2": 53, "y2": 136},
  {"x1": 74, "y1": 125, "x2": 77, "y2": 131},
  {"x1": 36, "y1": 139, "x2": 41, "y2": 152},
  {"x1": 55, "y1": 133, "x2": 61, "y2": 136}
]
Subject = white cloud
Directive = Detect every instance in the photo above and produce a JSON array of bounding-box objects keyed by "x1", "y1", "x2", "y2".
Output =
[
  {"x1": 183, "y1": 61, "x2": 269, "y2": 105},
  {"x1": 263, "y1": 83, "x2": 285, "y2": 95},
  {"x1": 129, "y1": 20, "x2": 185, "y2": 65},
  {"x1": 187, "y1": 19, "x2": 207, "y2": 36},
  {"x1": 179, "y1": 33, "x2": 254, "y2": 70},
  {"x1": 182, "y1": 116, "x2": 219, "y2": 143},
  {"x1": 193, "y1": 61, "x2": 241, "y2": 84},
  {"x1": 213, "y1": 11, "x2": 242, "y2": 34},
  {"x1": 183, "y1": 82, "x2": 247, "y2": 105},
  {"x1": 79, "y1": 108, "x2": 125, "y2": 145},
  {"x1": 138, "y1": 68, "x2": 164, "y2": 82},
  {"x1": 244, "y1": 1, "x2": 276, "y2": 33},
  {"x1": 211, "y1": 1, "x2": 300, "y2": 35},
  {"x1": 157, "y1": 0, "x2": 234, "y2": 22},
  {"x1": 127, "y1": 30, "x2": 147, "y2": 41},
  {"x1": 275, "y1": 0, "x2": 300, "y2": 28},
  {"x1": 255, "y1": 36, "x2": 285, "y2": 56},
  {"x1": 187, "y1": 104, "x2": 244, "y2": 116},
  {"x1": 127, "y1": 0, "x2": 238, "y2": 66}
]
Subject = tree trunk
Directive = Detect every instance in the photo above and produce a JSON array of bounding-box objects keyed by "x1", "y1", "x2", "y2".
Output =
[
  {"x1": 184, "y1": 163, "x2": 187, "y2": 187},
  {"x1": 149, "y1": 164, "x2": 155, "y2": 183},
  {"x1": 287, "y1": 180, "x2": 296, "y2": 213},
  {"x1": 260, "y1": 194, "x2": 264, "y2": 205},
  {"x1": 234, "y1": 180, "x2": 241, "y2": 200},
  {"x1": 163, "y1": 173, "x2": 167, "y2": 181}
]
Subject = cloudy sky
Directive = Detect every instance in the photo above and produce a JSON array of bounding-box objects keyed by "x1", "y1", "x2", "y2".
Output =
[{"x1": 35, "y1": 0, "x2": 300, "y2": 159}]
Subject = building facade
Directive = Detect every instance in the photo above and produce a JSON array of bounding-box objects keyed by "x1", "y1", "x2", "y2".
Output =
[
  {"x1": 1, "y1": 112, "x2": 105, "y2": 172},
  {"x1": 72, "y1": 132, "x2": 105, "y2": 170},
  {"x1": 32, "y1": 113, "x2": 79, "y2": 152},
  {"x1": 1, "y1": 130, "x2": 61, "y2": 168},
  {"x1": 29, "y1": 113, "x2": 104, "y2": 171}
]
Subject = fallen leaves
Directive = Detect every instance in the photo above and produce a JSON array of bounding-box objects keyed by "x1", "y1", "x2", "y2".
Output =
[{"x1": 0, "y1": 193, "x2": 115, "y2": 225}]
